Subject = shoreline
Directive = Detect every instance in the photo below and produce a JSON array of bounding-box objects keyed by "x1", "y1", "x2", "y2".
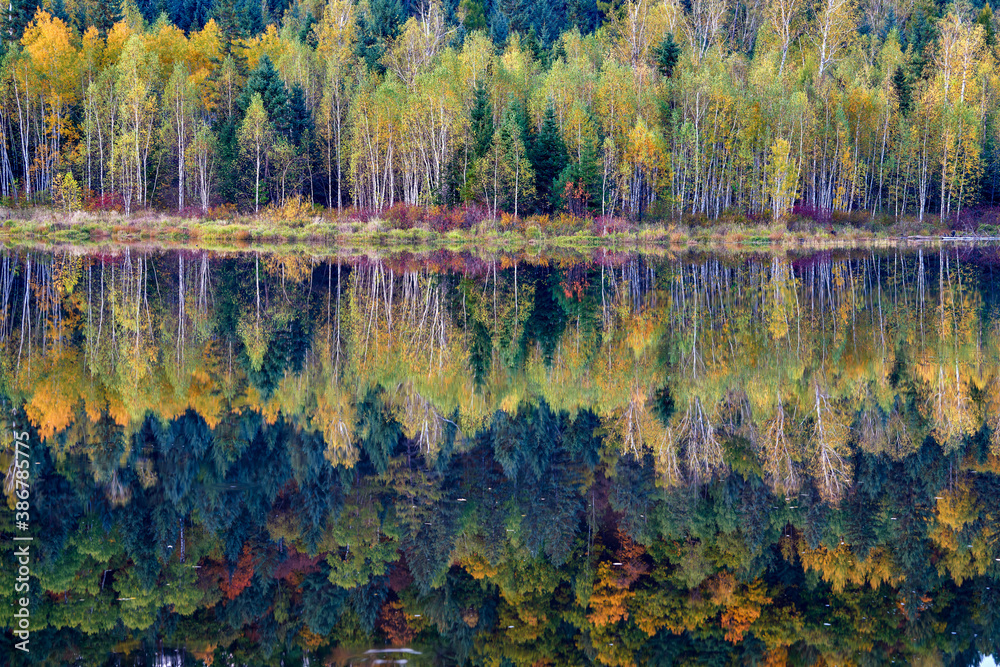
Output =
[{"x1": 1, "y1": 209, "x2": 997, "y2": 251}]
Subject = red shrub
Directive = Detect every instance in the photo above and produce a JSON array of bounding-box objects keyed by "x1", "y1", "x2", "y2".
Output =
[
  {"x1": 351, "y1": 206, "x2": 378, "y2": 224},
  {"x1": 791, "y1": 204, "x2": 831, "y2": 224},
  {"x1": 461, "y1": 204, "x2": 490, "y2": 229},
  {"x1": 385, "y1": 202, "x2": 416, "y2": 229},
  {"x1": 84, "y1": 191, "x2": 124, "y2": 212},
  {"x1": 426, "y1": 205, "x2": 475, "y2": 232}
]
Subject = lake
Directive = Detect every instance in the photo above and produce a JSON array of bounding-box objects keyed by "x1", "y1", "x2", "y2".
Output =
[{"x1": 2, "y1": 245, "x2": 1000, "y2": 666}]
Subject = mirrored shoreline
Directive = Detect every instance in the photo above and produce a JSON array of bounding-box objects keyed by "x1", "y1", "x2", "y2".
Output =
[{"x1": 2, "y1": 246, "x2": 1000, "y2": 666}]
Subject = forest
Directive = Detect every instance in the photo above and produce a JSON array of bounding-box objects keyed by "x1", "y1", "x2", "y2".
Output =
[
  {"x1": 1, "y1": 247, "x2": 1000, "y2": 664},
  {"x1": 0, "y1": 0, "x2": 999, "y2": 227}
]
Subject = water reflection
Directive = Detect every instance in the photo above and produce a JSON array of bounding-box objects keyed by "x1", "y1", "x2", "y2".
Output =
[{"x1": 2, "y1": 246, "x2": 1000, "y2": 666}]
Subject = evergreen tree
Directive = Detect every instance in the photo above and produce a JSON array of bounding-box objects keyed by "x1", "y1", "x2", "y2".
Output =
[
  {"x1": 553, "y1": 131, "x2": 600, "y2": 214},
  {"x1": 460, "y1": 0, "x2": 487, "y2": 31},
  {"x1": 240, "y1": 0, "x2": 266, "y2": 36},
  {"x1": 286, "y1": 84, "x2": 312, "y2": 146},
  {"x1": 50, "y1": 0, "x2": 70, "y2": 23},
  {"x1": 528, "y1": 105, "x2": 568, "y2": 213},
  {"x1": 654, "y1": 34, "x2": 681, "y2": 78},
  {"x1": 489, "y1": 8, "x2": 509, "y2": 47},
  {"x1": 0, "y1": 0, "x2": 34, "y2": 47},
  {"x1": 981, "y1": 113, "x2": 1000, "y2": 206},
  {"x1": 300, "y1": 569, "x2": 348, "y2": 635},
  {"x1": 92, "y1": 0, "x2": 123, "y2": 34},
  {"x1": 903, "y1": 2, "x2": 938, "y2": 79},
  {"x1": 519, "y1": 272, "x2": 567, "y2": 363},
  {"x1": 355, "y1": 0, "x2": 403, "y2": 74},
  {"x1": 469, "y1": 83, "x2": 494, "y2": 160},
  {"x1": 977, "y1": 4, "x2": 996, "y2": 48},
  {"x1": 892, "y1": 66, "x2": 912, "y2": 116},
  {"x1": 215, "y1": 117, "x2": 241, "y2": 205},
  {"x1": 212, "y1": 0, "x2": 243, "y2": 43},
  {"x1": 298, "y1": 10, "x2": 318, "y2": 47},
  {"x1": 357, "y1": 389, "x2": 403, "y2": 475},
  {"x1": 171, "y1": 0, "x2": 212, "y2": 32},
  {"x1": 134, "y1": 0, "x2": 164, "y2": 24},
  {"x1": 533, "y1": 0, "x2": 568, "y2": 47},
  {"x1": 239, "y1": 56, "x2": 291, "y2": 135},
  {"x1": 501, "y1": 0, "x2": 569, "y2": 48},
  {"x1": 269, "y1": 0, "x2": 294, "y2": 24},
  {"x1": 350, "y1": 576, "x2": 389, "y2": 633},
  {"x1": 525, "y1": 26, "x2": 544, "y2": 63},
  {"x1": 567, "y1": 0, "x2": 601, "y2": 34}
]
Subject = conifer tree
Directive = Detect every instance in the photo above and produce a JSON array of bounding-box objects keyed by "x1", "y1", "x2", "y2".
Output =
[
  {"x1": 654, "y1": 34, "x2": 680, "y2": 78},
  {"x1": 241, "y1": 0, "x2": 266, "y2": 36},
  {"x1": 355, "y1": 0, "x2": 403, "y2": 73},
  {"x1": 529, "y1": 105, "x2": 568, "y2": 213},
  {"x1": 976, "y1": 4, "x2": 996, "y2": 47},
  {"x1": 892, "y1": 66, "x2": 912, "y2": 116},
  {"x1": 0, "y1": 0, "x2": 34, "y2": 48},
  {"x1": 470, "y1": 82, "x2": 494, "y2": 160},
  {"x1": 212, "y1": 0, "x2": 243, "y2": 43},
  {"x1": 240, "y1": 56, "x2": 292, "y2": 137},
  {"x1": 554, "y1": 132, "x2": 600, "y2": 214}
]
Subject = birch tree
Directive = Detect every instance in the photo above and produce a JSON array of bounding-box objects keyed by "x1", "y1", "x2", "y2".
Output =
[
  {"x1": 162, "y1": 63, "x2": 196, "y2": 210},
  {"x1": 767, "y1": 0, "x2": 802, "y2": 76},
  {"x1": 316, "y1": 0, "x2": 356, "y2": 210},
  {"x1": 115, "y1": 35, "x2": 159, "y2": 212},
  {"x1": 814, "y1": 0, "x2": 856, "y2": 77},
  {"x1": 239, "y1": 93, "x2": 272, "y2": 212},
  {"x1": 188, "y1": 122, "x2": 216, "y2": 212}
]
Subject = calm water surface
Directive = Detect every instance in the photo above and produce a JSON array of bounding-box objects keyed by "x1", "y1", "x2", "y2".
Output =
[{"x1": 2, "y1": 246, "x2": 1000, "y2": 666}]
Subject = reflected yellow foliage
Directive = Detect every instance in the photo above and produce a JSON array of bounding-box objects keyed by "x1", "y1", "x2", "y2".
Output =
[{"x1": 797, "y1": 540, "x2": 901, "y2": 593}]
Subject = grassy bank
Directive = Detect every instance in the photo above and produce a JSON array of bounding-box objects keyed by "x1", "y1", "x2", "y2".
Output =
[{"x1": 0, "y1": 204, "x2": 995, "y2": 251}]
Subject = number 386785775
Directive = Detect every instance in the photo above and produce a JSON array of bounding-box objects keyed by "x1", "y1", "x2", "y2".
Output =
[{"x1": 13, "y1": 430, "x2": 31, "y2": 514}]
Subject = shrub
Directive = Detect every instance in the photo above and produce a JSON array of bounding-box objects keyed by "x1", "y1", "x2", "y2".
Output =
[
  {"x1": 85, "y1": 191, "x2": 125, "y2": 212},
  {"x1": 525, "y1": 214, "x2": 549, "y2": 235},
  {"x1": 425, "y1": 205, "x2": 463, "y2": 232},
  {"x1": 176, "y1": 206, "x2": 205, "y2": 219},
  {"x1": 593, "y1": 217, "x2": 631, "y2": 235},
  {"x1": 351, "y1": 207, "x2": 377, "y2": 224},
  {"x1": 956, "y1": 206, "x2": 1000, "y2": 234},
  {"x1": 829, "y1": 209, "x2": 870, "y2": 228},
  {"x1": 384, "y1": 202, "x2": 415, "y2": 229},
  {"x1": 549, "y1": 213, "x2": 589, "y2": 235},
  {"x1": 262, "y1": 196, "x2": 315, "y2": 227},
  {"x1": 790, "y1": 204, "x2": 830, "y2": 224},
  {"x1": 461, "y1": 204, "x2": 489, "y2": 229},
  {"x1": 207, "y1": 203, "x2": 238, "y2": 221},
  {"x1": 52, "y1": 172, "x2": 83, "y2": 213}
]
